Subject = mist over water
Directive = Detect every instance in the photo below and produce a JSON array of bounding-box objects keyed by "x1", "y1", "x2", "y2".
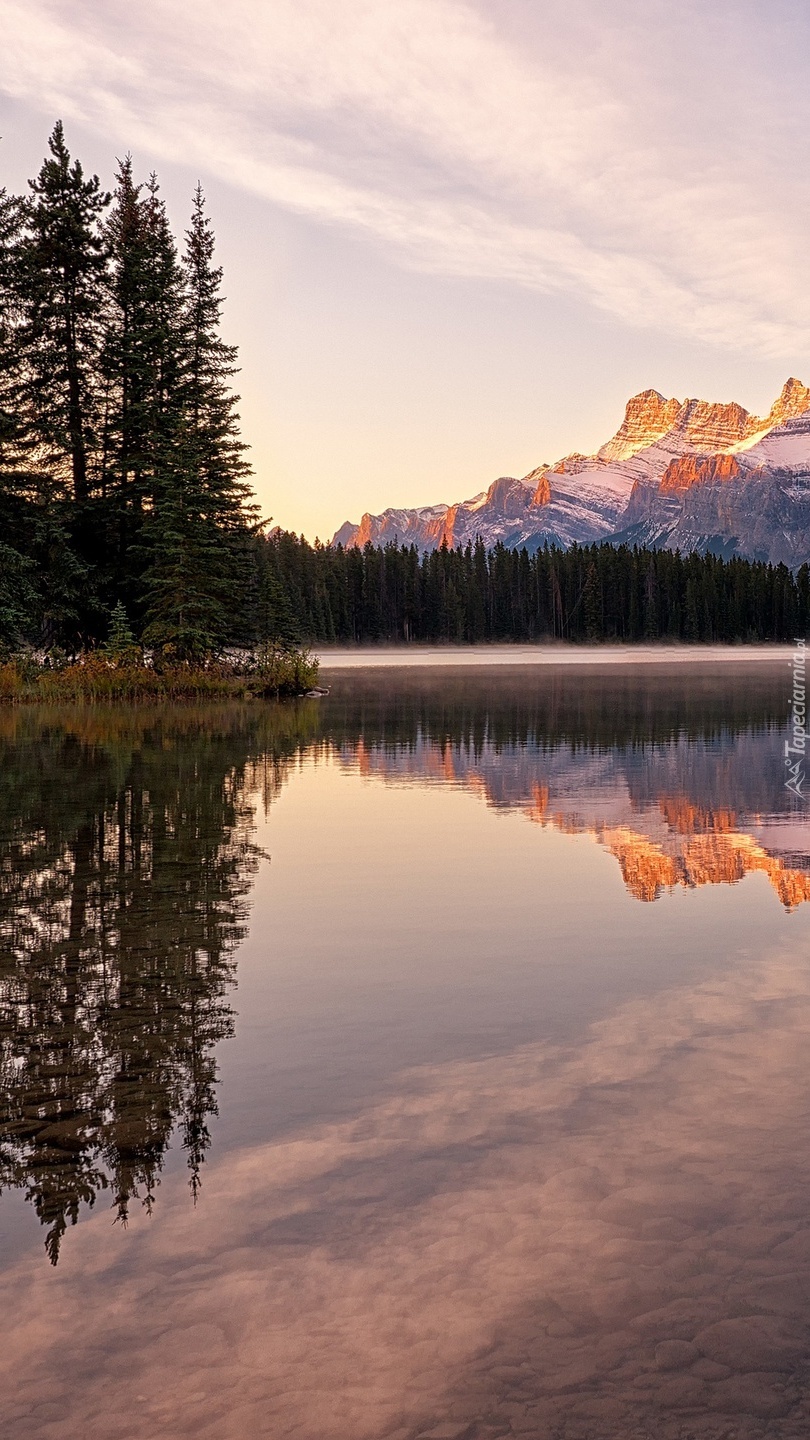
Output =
[{"x1": 2, "y1": 665, "x2": 810, "y2": 1439}]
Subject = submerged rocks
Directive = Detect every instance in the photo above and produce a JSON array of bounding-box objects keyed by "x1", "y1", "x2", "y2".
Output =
[
  {"x1": 654, "y1": 1339, "x2": 700, "y2": 1370},
  {"x1": 694, "y1": 1315, "x2": 807, "y2": 1373}
]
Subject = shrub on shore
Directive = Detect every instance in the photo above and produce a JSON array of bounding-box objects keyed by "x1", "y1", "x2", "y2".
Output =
[{"x1": 0, "y1": 645, "x2": 320, "y2": 704}]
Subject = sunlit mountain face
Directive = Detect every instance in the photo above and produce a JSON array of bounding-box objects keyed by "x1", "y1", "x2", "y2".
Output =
[{"x1": 334, "y1": 378, "x2": 810, "y2": 565}]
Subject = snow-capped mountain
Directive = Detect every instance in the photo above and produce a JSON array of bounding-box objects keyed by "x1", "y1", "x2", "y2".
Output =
[{"x1": 333, "y1": 378, "x2": 810, "y2": 565}]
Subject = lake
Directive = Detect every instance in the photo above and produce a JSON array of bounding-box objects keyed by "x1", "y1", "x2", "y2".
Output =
[{"x1": 2, "y1": 659, "x2": 810, "y2": 1439}]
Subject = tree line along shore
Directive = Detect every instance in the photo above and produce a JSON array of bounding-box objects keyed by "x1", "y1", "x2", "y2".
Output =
[
  {"x1": 257, "y1": 530, "x2": 810, "y2": 646},
  {"x1": 0, "y1": 123, "x2": 806, "y2": 703}
]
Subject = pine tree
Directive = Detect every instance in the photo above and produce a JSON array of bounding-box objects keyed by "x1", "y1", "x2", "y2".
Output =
[
  {"x1": 139, "y1": 173, "x2": 189, "y2": 482},
  {"x1": 19, "y1": 122, "x2": 110, "y2": 505},
  {"x1": 142, "y1": 184, "x2": 254, "y2": 659},
  {"x1": 102, "y1": 158, "x2": 148, "y2": 520},
  {"x1": 0, "y1": 184, "x2": 29, "y2": 479},
  {"x1": 0, "y1": 184, "x2": 40, "y2": 647},
  {"x1": 643, "y1": 555, "x2": 659, "y2": 639},
  {"x1": 102, "y1": 164, "x2": 187, "y2": 621},
  {"x1": 181, "y1": 185, "x2": 252, "y2": 527},
  {"x1": 583, "y1": 559, "x2": 601, "y2": 641},
  {"x1": 103, "y1": 599, "x2": 138, "y2": 663},
  {"x1": 0, "y1": 543, "x2": 37, "y2": 651},
  {"x1": 142, "y1": 462, "x2": 233, "y2": 660},
  {"x1": 252, "y1": 535, "x2": 301, "y2": 648}
]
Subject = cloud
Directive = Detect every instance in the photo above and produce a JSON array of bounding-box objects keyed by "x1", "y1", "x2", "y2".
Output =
[{"x1": 2, "y1": 0, "x2": 810, "y2": 356}]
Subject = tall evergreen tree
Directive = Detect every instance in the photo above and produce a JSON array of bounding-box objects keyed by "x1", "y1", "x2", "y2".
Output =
[
  {"x1": 102, "y1": 157, "x2": 148, "y2": 514},
  {"x1": 102, "y1": 164, "x2": 188, "y2": 620},
  {"x1": 142, "y1": 184, "x2": 254, "y2": 658},
  {"x1": 0, "y1": 184, "x2": 28, "y2": 478},
  {"x1": 2, "y1": 153, "x2": 92, "y2": 650},
  {"x1": 251, "y1": 533, "x2": 302, "y2": 647},
  {"x1": 19, "y1": 122, "x2": 110, "y2": 506},
  {"x1": 182, "y1": 185, "x2": 252, "y2": 524},
  {"x1": 0, "y1": 183, "x2": 39, "y2": 648}
]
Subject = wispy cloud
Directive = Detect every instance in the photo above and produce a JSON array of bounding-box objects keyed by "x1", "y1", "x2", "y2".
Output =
[{"x1": 2, "y1": 0, "x2": 810, "y2": 355}]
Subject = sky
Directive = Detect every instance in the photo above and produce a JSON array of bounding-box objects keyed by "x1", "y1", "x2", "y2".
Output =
[{"x1": 2, "y1": 0, "x2": 810, "y2": 540}]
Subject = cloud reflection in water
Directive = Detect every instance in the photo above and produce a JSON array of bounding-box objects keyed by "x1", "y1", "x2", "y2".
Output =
[{"x1": 3, "y1": 945, "x2": 810, "y2": 1437}]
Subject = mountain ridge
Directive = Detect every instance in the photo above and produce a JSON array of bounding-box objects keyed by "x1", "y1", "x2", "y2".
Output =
[{"x1": 333, "y1": 378, "x2": 810, "y2": 566}]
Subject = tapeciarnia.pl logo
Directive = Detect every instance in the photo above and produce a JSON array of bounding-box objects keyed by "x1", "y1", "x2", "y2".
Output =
[{"x1": 785, "y1": 638, "x2": 807, "y2": 799}]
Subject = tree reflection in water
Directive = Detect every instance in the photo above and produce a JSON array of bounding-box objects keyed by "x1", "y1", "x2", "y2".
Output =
[{"x1": 0, "y1": 705, "x2": 316, "y2": 1263}]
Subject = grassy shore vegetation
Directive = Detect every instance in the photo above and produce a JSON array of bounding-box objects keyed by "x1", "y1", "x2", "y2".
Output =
[
  {"x1": 0, "y1": 122, "x2": 316, "y2": 694},
  {"x1": 0, "y1": 643, "x2": 320, "y2": 704}
]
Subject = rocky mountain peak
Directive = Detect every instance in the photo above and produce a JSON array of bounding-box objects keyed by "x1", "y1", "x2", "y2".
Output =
[
  {"x1": 670, "y1": 397, "x2": 754, "y2": 451},
  {"x1": 598, "y1": 390, "x2": 682, "y2": 463},
  {"x1": 482, "y1": 476, "x2": 535, "y2": 517},
  {"x1": 768, "y1": 377, "x2": 810, "y2": 425}
]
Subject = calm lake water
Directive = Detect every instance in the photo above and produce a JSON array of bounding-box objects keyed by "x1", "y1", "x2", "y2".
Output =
[{"x1": 2, "y1": 661, "x2": 810, "y2": 1440}]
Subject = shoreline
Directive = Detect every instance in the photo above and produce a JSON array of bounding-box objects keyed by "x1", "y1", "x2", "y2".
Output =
[{"x1": 316, "y1": 643, "x2": 799, "y2": 669}]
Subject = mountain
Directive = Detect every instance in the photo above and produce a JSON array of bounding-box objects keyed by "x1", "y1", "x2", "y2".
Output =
[
  {"x1": 339, "y1": 724, "x2": 810, "y2": 910},
  {"x1": 333, "y1": 378, "x2": 810, "y2": 566}
]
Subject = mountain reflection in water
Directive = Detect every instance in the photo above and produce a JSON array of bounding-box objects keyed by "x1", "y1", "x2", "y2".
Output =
[
  {"x1": 3, "y1": 665, "x2": 810, "y2": 1440},
  {"x1": 328, "y1": 666, "x2": 810, "y2": 908}
]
